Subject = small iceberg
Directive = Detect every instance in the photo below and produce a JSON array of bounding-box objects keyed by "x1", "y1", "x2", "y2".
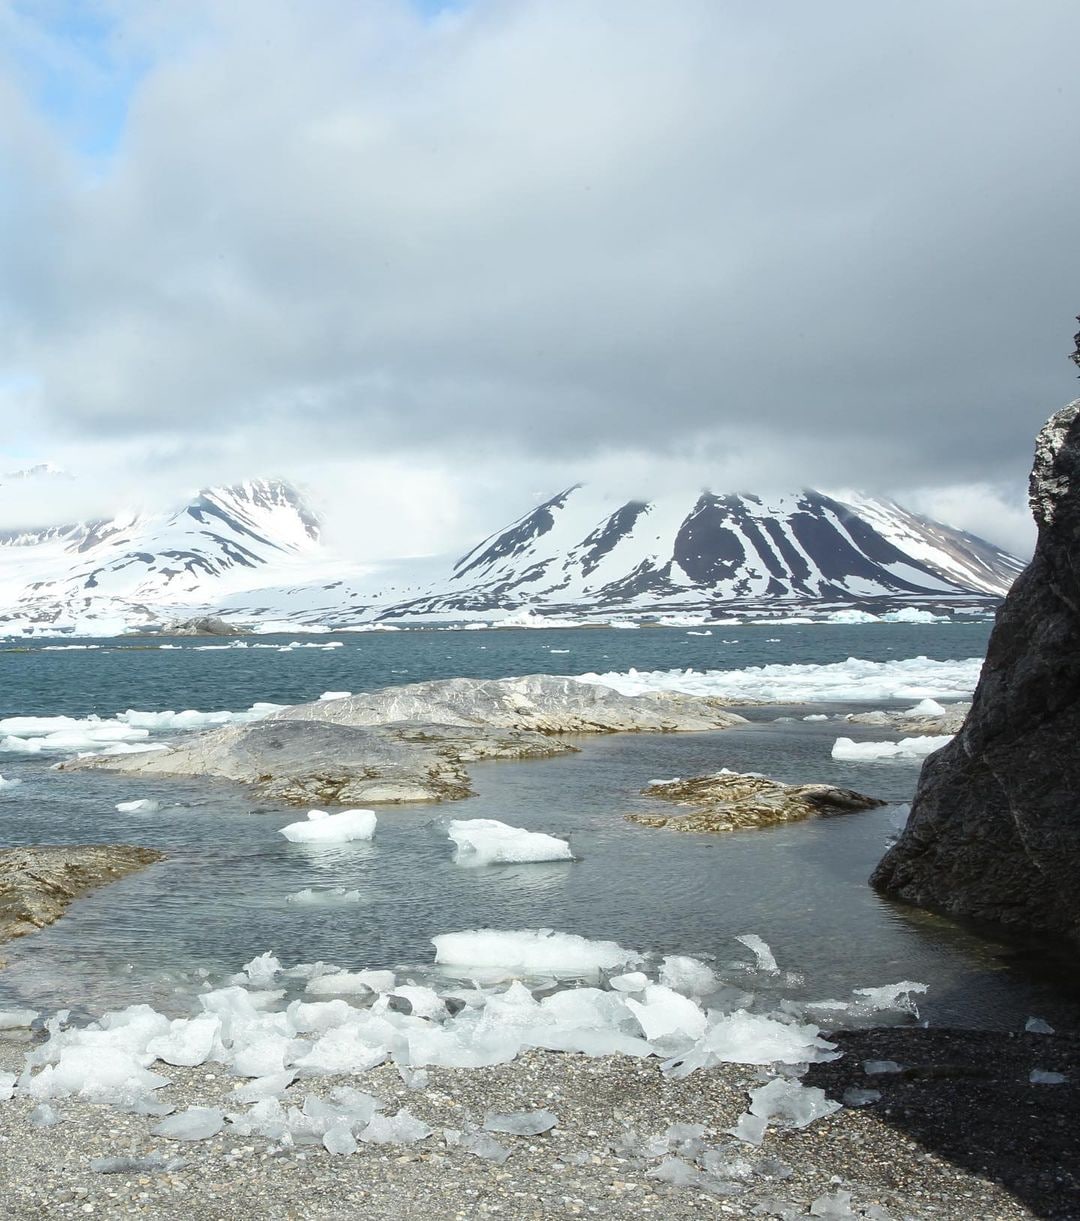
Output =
[
  {"x1": 279, "y1": 809, "x2": 377, "y2": 843},
  {"x1": 116, "y1": 798, "x2": 160, "y2": 814},
  {"x1": 446, "y1": 818, "x2": 574, "y2": 866}
]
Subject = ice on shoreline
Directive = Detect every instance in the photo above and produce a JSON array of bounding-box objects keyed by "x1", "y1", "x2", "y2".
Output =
[
  {"x1": 575, "y1": 656, "x2": 982, "y2": 704},
  {"x1": 831, "y1": 735, "x2": 952, "y2": 761}
]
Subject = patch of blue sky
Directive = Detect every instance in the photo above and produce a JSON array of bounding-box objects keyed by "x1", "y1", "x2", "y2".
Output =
[{"x1": 6, "y1": 1, "x2": 147, "y2": 160}]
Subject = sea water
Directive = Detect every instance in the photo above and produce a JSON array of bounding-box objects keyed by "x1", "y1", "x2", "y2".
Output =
[{"x1": 0, "y1": 621, "x2": 1075, "y2": 1029}]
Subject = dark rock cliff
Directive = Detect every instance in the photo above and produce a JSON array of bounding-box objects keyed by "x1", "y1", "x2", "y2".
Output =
[{"x1": 871, "y1": 401, "x2": 1080, "y2": 943}]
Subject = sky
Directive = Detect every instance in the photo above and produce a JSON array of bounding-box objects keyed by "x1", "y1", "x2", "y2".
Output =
[{"x1": 1, "y1": 0, "x2": 1078, "y2": 559}]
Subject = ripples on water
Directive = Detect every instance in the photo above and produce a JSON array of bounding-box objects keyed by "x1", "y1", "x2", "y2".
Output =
[{"x1": 0, "y1": 622, "x2": 1075, "y2": 1030}]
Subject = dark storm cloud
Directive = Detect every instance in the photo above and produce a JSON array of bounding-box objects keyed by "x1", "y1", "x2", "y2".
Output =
[{"x1": 2, "y1": 0, "x2": 1079, "y2": 497}]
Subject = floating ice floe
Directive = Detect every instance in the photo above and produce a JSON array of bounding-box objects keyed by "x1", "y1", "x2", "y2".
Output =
[
  {"x1": 279, "y1": 809, "x2": 377, "y2": 843},
  {"x1": 286, "y1": 886, "x2": 363, "y2": 905},
  {"x1": 446, "y1": 818, "x2": 574, "y2": 866},
  {"x1": 831, "y1": 735, "x2": 953, "y2": 761},
  {"x1": 575, "y1": 656, "x2": 982, "y2": 704},
  {"x1": 432, "y1": 928, "x2": 642, "y2": 976},
  {"x1": 115, "y1": 798, "x2": 160, "y2": 814},
  {"x1": 0, "y1": 773, "x2": 21, "y2": 790},
  {"x1": 0, "y1": 703, "x2": 284, "y2": 756}
]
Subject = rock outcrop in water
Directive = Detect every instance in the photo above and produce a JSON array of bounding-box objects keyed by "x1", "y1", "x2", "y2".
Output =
[
  {"x1": 65, "y1": 675, "x2": 745, "y2": 806},
  {"x1": 0, "y1": 845, "x2": 164, "y2": 945},
  {"x1": 628, "y1": 771, "x2": 884, "y2": 833},
  {"x1": 872, "y1": 401, "x2": 1080, "y2": 941}
]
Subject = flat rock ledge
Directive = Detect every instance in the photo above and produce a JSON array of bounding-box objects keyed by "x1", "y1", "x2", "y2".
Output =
[
  {"x1": 62, "y1": 675, "x2": 745, "y2": 806},
  {"x1": 0, "y1": 845, "x2": 164, "y2": 945},
  {"x1": 844, "y1": 703, "x2": 970, "y2": 736},
  {"x1": 628, "y1": 771, "x2": 884, "y2": 833}
]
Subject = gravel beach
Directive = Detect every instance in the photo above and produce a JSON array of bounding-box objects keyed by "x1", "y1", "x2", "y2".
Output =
[{"x1": 1, "y1": 1027, "x2": 1075, "y2": 1221}]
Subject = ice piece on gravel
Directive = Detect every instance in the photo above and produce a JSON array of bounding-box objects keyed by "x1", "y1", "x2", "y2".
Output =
[
  {"x1": 0, "y1": 1009, "x2": 37, "y2": 1030},
  {"x1": 323, "y1": 1121, "x2": 358, "y2": 1155},
  {"x1": 1030, "y1": 1069, "x2": 1068, "y2": 1084},
  {"x1": 91, "y1": 1154, "x2": 188, "y2": 1174},
  {"x1": 231, "y1": 1071, "x2": 297, "y2": 1103},
  {"x1": 389, "y1": 985, "x2": 445, "y2": 1019},
  {"x1": 627, "y1": 985, "x2": 707, "y2": 1043},
  {"x1": 647, "y1": 1156, "x2": 710, "y2": 1189},
  {"x1": 327, "y1": 1086, "x2": 382, "y2": 1126},
  {"x1": 446, "y1": 1128, "x2": 512, "y2": 1163},
  {"x1": 862, "y1": 1059, "x2": 902, "y2": 1075},
  {"x1": 0, "y1": 1071, "x2": 16, "y2": 1101},
  {"x1": 700, "y1": 1148, "x2": 754, "y2": 1180},
  {"x1": 447, "y1": 818, "x2": 574, "y2": 865},
  {"x1": 735, "y1": 934, "x2": 778, "y2": 973},
  {"x1": 664, "y1": 1011, "x2": 836, "y2": 1077},
  {"x1": 146, "y1": 1015, "x2": 220, "y2": 1067},
  {"x1": 152, "y1": 1107, "x2": 225, "y2": 1141},
  {"x1": 659, "y1": 955, "x2": 719, "y2": 998},
  {"x1": 397, "y1": 1065, "x2": 429, "y2": 1090},
  {"x1": 360, "y1": 1109, "x2": 433, "y2": 1144},
  {"x1": 754, "y1": 1155, "x2": 794, "y2": 1180},
  {"x1": 483, "y1": 1109, "x2": 558, "y2": 1136},
  {"x1": 842, "y1": 1087, "x2": 881, "y2": 1107},
  {"x1": 1026, "y1": 1017, "x2": 1055, "y2": 1034},
  {"x1": 809, "y1": 1188, "x2": 856, "y2": 1218},
  {"x1": 115, "y1": 799, "x2": 160, "y2": 813},
  {"x1": 432, "y1": 929, "x2": 642, "y2": 976},
  {"x1": 226, "y1": 1098, "x2": 287, "y2": 1140},
  {"x1": 279, "y1": 809, "x2": 376, "y2": 843},
  {"x1": 726, "y1": 1113, "x2": 768, "y2": 1145},
  {"x1": 748, "y1": 1078, "x2": 841, "y2": 1128},
  {"x1": 28, "y1": 1103, "x2": 63, "y2": 1127}
]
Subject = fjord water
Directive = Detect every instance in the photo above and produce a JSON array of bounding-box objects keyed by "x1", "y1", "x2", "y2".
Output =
[{"x1": 0, "y1": 621, "x2": 1074, "y2": 1029}]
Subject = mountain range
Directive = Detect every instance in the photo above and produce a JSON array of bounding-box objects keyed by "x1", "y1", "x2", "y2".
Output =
[{"x1": 0, "y1": 475, "x2": 1025, "y2": 634}]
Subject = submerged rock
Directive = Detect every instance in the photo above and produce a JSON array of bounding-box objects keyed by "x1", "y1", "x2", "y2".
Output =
[
  {"x1": 0, "y1": 845, "x2": 164, "y2": 944},
  {"x1": 63, "y1": 675, "x2": 744, "y2": 806},
  {"x1": 628, "y1": 771, "x2": 883, "y2": 833},
  {"x1": 872, "y1": 401, "x2": 1080, "y2": 942}
]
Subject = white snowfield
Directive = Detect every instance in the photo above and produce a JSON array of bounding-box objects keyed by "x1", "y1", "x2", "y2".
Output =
[
  {"x1": 445, "y1": 819, "x2": 574, "y2": 866},
  {"x1": 576, "y1": 656, "x2": 983, "y2": 704},
  {"x1": 4, "y1": 930, "x2": 927, "y2": 1154},
  {"x1": 831, "y1": 736, "x2": 953, "y2": 762},
  {"x1": 0, "y1": 703, "x2": 283, "y2": 756}
]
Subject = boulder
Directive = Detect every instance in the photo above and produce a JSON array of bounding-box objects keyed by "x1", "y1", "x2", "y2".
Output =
[
  {"x1": 162, "y1": 616, "x2": 249, "y2": 636},
  {"x1": 871, "y1": 401, "x2": 1080, "y2": 941},
  {"x1": 628, "y1": 770, "x2": 883, "y2": 833}
]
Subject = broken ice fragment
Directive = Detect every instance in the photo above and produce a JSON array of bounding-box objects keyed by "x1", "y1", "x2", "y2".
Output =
[
  {"x1": 1025, "y1": 1017, "x2": 1055, "y2": 1034},
  {"x1": 735, "y1": 934, "x2": 778, "y2": 973},
  {"x1": 1030, "y1": 1069, "x2": 1067, "y2": 1084},
  {"x1": 279, "y1": 809, "x2": 376, "y2": 843},
  {"x1": 152, "y1": 1106, "x2": 225, "y2": 1141},
  {"x1": 446, "y1": 1128, "x2": 512, "y2": 1163},
  {"x1": 748, "y1": 1077, "x2": 841, "y2": 1129},
  {"x1": 726, "y1": 1112, "x2": 768, "y2": 1146},
  {"x1": 90, "y1": 1155, "x2": 188, "y2": 1174},
  {"x1": 862, "y1": 1059, "x2": 902, "y2": 1075},
  {"x1": 0, "y1": 1009, "x2": 38, "y2": 1030},
  {"x1": 360, "y1": 1110, "x2": 433, "y2": 1144},
  {"x1": 323, "y1": 1121, "x2": 358, "y2": 1155},
  {"x1": 483, "y1": 1108, "x2": 558, "y2": 1136},
  {"x1": 28, "y1": 1103, "x2": 63, "y2": 1127},
  {"x1": 809, "y1": 1188, "x2": 856, "y2": 1218},
  {"x1": 842, "y1": 1088, "x2": 881, "y2": 1107}
]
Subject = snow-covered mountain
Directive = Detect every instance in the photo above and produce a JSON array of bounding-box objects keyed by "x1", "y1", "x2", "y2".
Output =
[
  {"x1": 0, "y1": 478, "x2": 1025, "y2": 635},
  {"x1": 377, "y1": 486, "x2": 1024, "y2": 620},
  {"x1": 0, "y1": 479, "x2": 341, "y2": 634}
]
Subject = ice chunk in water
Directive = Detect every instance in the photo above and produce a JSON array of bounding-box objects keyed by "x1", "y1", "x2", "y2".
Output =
[
  {"x1": 389, "y1": 985, "x2": 445, "y2": 1019},
  {"x1": 862, "y1": 1059, "x2": 902, "y2": 1075},
  {"x1": 850, "y1": 981, "x2": 927, "y2": 1018},
  {"x1": 483, "y1": 1109, "x2": 558, "y2": 1136},
  {"x1": 241, "y1": 952, "x2": 283, "y2": 987},
  {"x1": 0, "y1": 773, "x2": 22, "y2": 789},
  {"x1": 1026, "y1": 1017, "x2": 1055, "y2": 1034},
  {"x1": 304, "y1": 973, "x2": 377, "y2": 998},
  {"x1": 115, "y1": 799, "x2": 160, "y2": 813},
  {"x1": 0, "y1": 1009, "x2": 37, "y2": 1030},
  {"x1": 28, "y1": 1103, "x2": 63, "y2": 1127},
  {"x1": 279, "y1": 809, "x2": 376, "y2": 843},
  {"x1": 608, "y1": 971, "x2": 649, "y2": 993},
  {"x1": 432, "y1": 929, "x2": 642, "y2": 976},
  {"x1": 446, "y1": 1128, "x2": 512, "y2": 1163},
  {"x1": 842, "y1": 1088, "x2": 881, "y2": 1107},
  {"x1": 360, "y1": 1110, "x2": 433, "y2": 1144},
  {"x1": 446, "y1": 818, "x2": 574, "y2": 865},
  {"x1": 734, "y1": 934, "x2": 778, "y2": 973},
  {"x1": 748, "y1": 1078, "x2": 841, "y2": 1128},
  {"x1": 659, "y1": 955, "x2": 719, "y2": 998},
  {"x1": 1030, "y1": 1069, "x2": 1068, "y2": 1084},
  {"x1": 152, "y1": 1107, "x2": 225, "y2": 1141},
  {"x1": 287, "y1": 886, "x2": 362, "y2": 905}
]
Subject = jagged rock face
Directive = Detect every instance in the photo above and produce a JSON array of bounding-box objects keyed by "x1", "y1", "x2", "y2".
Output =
[{"x1": 871, "y1": 401, "x2": 1080, "y2": 941}]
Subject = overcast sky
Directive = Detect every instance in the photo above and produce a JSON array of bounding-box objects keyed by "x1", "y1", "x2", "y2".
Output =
[{"x1": 1, "y1": 0, "x2": 1078, "y2": 558}]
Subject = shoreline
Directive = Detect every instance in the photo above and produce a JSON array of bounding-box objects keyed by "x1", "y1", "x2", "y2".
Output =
[{"x1": 0, "y1": 1027, "x2": 1075, "y2": 1220}]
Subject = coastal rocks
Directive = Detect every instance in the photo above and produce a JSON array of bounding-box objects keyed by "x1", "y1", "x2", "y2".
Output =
[
  {"x1": 62, "y1": 676, "x2": 744, "y2": 806},
  {"x1": 872, "y1": 401, "x2": 1080, "y2": 941},
  {"x1": 843, "y1": 702, "x2": 970, "y2": 737},
  {"x1": 0, "y1": 845, "x2": 164, "y2": 944},
  {"x1": 161, "y1": 616, "x2": 249, "y2": 636},
  {"x1": 628, "y1": 771, "x2": 884, "y2": 833}
]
